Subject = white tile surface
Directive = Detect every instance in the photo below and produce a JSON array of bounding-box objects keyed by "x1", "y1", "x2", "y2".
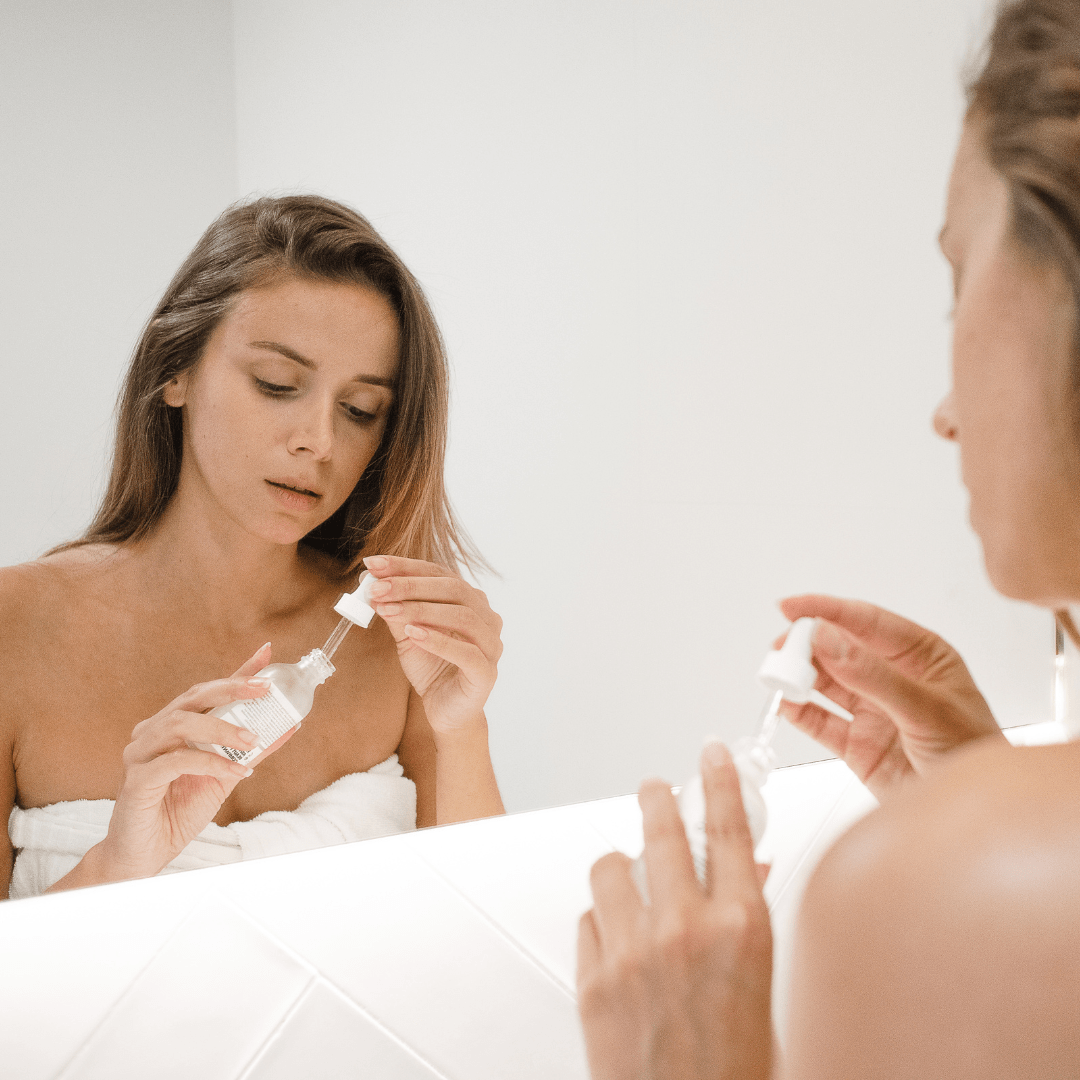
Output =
[
  {"x1": 244, "y1": 978, "x2": 446, "y2": 1080},
  {"x1": 0, "y1": 754, "x2": 886, "y2": 1080},
  {"x1": 0, "y1": 872, "x2": 213, "y2": 1079},
  {"x1": 408, "y1": 803, "x2": 614, "y2": 991},
  {"x1": 57, "y1": 899, "x2": 315, "y2": 1080},
  {"x1": 215, "y1": 837, "x2": 591, "y2": 1080},
  {"x1": 579, "y1": 794, "x2": 643, "y2": 858}
]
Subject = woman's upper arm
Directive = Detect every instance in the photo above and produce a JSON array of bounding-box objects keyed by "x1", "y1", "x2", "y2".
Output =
[
  {"x1": 395, "y1": 689, "x2": 436, "y2": 828},
  {"x1": 784, "y1": 739, "x2": 1080, "y2": 1080}
]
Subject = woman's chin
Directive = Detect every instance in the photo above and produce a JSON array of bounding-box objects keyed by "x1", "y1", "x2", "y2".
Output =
[{"x1": 982, "y1": 540, "x2": 1077, "y2": 607}]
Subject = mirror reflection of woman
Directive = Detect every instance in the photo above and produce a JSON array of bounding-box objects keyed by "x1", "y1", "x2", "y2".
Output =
[
  {"x1": 1, "y1": 196, "x2": 504, "y2": 899},
  {"x1": 578, "y1": 0, "x2": 1080, "y2": 1075}
]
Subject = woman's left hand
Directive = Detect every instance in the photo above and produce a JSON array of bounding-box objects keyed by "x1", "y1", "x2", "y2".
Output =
[
  {"x1": 577, "y1": 742, "x2": 774, "y2": 1080},
  {"x1": 362, "y1": 555, "x2": 503, "y2": 736}
]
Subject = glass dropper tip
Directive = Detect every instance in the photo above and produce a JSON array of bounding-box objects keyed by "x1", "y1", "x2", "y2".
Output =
[
  {"x1": 320, "y1": 615, "x2": 353, "y2": 661},
  {"x1": 757, "y1": 688, "x2": 784, "y2": 747}
]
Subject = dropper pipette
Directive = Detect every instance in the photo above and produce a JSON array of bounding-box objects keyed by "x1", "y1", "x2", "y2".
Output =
[
  {"x1": 319, "y1": 573, "x2": 378, "y2": 660},
  {"x1": 321, "y1": 616, "x2": 354, "y2": 661}
]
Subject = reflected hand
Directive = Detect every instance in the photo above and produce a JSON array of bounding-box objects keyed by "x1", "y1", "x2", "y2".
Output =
[
  {"x1": 96, "y1": 643, "x2": 297, "y2": 882},
  {"x1": 778, "y1": 595, "x2": 1004, "y2": 800},
  {"x1": 577, "y1": 743, "x2": 774, "y2": 1080},
  {"x1": 362, "y1": 555, "x2": 502, "y2": 737}
]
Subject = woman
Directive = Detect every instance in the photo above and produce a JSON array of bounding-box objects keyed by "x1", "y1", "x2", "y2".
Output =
[
  {"x1": 0, "y1": 195, "x2": 504, "y2": 900},
  {"x1": 578, "y1": 1, "x2": 1080, "y2": 1075}
]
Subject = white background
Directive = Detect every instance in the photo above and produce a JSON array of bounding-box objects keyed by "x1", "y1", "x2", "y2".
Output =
[{"x1": 1, "y1": 0, "x2": 1053, "y2": 814}]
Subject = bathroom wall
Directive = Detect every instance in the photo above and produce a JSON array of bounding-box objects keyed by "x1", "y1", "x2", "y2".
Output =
[
  {"x1": 0, "y1": 0, "x2": 237, "y2": 562},
  {"x1": 1, "y1": 1, "x2": 1052, "y2": 816},
  {"x1": 231, "y1": 0, "x2": 1052, "y2": 812}
]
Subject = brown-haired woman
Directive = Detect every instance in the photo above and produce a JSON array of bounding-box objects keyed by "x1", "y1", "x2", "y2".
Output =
[
  {"x1": 0, "y1": 195, "x2": 504, "y2": 900},
  {"x1": 578, "y1": 1, "x2": 1080, "y2": 1076}
]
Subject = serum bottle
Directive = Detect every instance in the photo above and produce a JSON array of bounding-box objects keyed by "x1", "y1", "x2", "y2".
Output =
[
  {"x1": 633, "y1": 617, "x2": 853, "y2": 899},
  {"x1": 196, "y1": 573, "x2": 379, "y2": 766}
]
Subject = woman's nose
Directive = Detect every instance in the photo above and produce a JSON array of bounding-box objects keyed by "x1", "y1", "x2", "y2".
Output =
[
  {"x1": 287, "y1": 402, "x2": 334, "y2": 460},
  {"x1": 933, "y1": 391, "x2": 959, "y2": 442}
]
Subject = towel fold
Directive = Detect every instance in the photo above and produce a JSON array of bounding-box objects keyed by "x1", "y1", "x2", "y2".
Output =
[{"x1": 7, "y1": 754, "x2": 416, "y2": 900}]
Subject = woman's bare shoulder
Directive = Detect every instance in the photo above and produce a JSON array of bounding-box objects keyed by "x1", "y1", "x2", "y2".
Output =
[
  {"x1": 788, "y1": 737, "x2": 1080, "y2": 1077},
  {"x1": 0, "y1": 545, "x2": 128, "y2": 633}
]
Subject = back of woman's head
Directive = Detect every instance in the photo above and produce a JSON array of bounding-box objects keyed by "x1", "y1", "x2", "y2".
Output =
[
  {"x1": 970, "y1": 1, "x2": 1080, "y2": 368},
  {"x1": 79, "y1": 195, "x2": 478, "y2": 574}
]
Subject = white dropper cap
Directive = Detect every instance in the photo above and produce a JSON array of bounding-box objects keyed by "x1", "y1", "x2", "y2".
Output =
[
  {"x1": 333, "y1": 571, "x2": 378, "y2": 628},
  {"x1": 757, "y1": 616, "x2": 855, "y2": 722}
]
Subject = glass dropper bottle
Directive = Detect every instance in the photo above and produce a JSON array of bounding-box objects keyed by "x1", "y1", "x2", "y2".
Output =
[{"x1": 198, "y1": 573, "x2": 379, "y2": 765}]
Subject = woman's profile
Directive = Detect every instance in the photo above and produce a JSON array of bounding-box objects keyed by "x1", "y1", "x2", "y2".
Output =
[
  {"x1": 578, "y1": 0, "x2": 1080, "y2": 1076},
  {"x1": 0, "y1": 195, "x2": 504, "y2": 900}
]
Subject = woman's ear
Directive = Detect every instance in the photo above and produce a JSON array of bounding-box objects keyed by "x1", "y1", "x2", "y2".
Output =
[{"x1": 162, "y1": 373, "x2": 188, "y2": 408}]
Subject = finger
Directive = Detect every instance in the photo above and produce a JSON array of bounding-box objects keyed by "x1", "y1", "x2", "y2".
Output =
[
  {"x1": 639, "y1": 778, "x2": 699, "y2": 909},
  {"x1": 588, "y1": 852, "x2": 644, "y2": 951},
  {"x1": 401, "y1": 624, "x2": 499, "y2": 687},
  {"x1": 363, "y1": 554, "x2": 451, "y2": 579},
  {"x1": 230, "y1": 642, "x2": 272, "y2": 679},
  {"x1": 778, "y1": 693, "x2": 864, "y2": 758},
  {"x1": 779, "y1": 595, "x2": 941, "y2": 672},
  {"x1": 127, "y1": 711, "x2": 261, "y2": 763},
  {"x1": 177, "y1": 676, "x2": 273, "y2": 715},
  {"x1": 700, "y1": 742, "x2": 761, "y2": 897},
  {"x1": 377, "y1": 601, "x2": 491, "y2": 646},
  {"x1": 577, "y1": 910, "x2": 603, "y2": 982},
  {"x1": 810, "y1": 620, "x2": 948, "y2": 727},
  {"x1": 756, "y1": 863, "x2": 771, "y2": 889},
  {"x1": 366, "y1": 575, "x2": 472, "y2": 604},
  {"x1": 126, "y1": 748, "x2": 252, "y2": 794},
  {"x1": 238, "y1": 723, "x2": 299, "y2": 766},
  {"x1": 366, "y1": 576, "x2": 498, "y2": 628}
]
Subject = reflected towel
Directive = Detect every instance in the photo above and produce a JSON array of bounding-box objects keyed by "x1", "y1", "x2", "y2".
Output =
[{"x1": 7, "y1": 754, "x2": 416, "y2": 900}]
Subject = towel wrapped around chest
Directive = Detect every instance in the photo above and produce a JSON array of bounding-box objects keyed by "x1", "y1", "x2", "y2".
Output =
[{"x1": 7, "y1": 754, "x2": 416, "y2": 900}]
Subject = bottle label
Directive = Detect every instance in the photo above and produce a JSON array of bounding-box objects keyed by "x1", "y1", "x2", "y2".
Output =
[{"x1": 213, "y1": 683, "x2": 304, "y2": 765}]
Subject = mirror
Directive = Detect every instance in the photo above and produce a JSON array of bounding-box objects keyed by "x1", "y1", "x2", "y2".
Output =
[{"x1": 1, "y1": 0, "x2": 1052, "y2": 882}]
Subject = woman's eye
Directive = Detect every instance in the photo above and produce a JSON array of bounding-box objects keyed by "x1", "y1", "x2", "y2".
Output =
[
  {"x1": 344, "y1": 403, "x2": 377, "y2": 424},
  {"x1": 255, "y1": 378, "x2": 296, "y2": 396}
]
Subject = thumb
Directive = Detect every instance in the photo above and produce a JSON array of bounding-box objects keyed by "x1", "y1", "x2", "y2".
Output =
[
  {"x1": 812, "y1": 620, "x2": 938, "y2": 729},
  {"x1": 230, "y1": 641, "x2": 271, "y2": 679}
]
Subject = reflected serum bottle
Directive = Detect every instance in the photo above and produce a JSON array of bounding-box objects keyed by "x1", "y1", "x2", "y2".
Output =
[{"x1": 196, "y1": 573, "x2": 379, "y2": 766}]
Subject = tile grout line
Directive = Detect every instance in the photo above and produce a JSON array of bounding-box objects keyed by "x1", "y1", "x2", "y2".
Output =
[
  {"x1": 232, "y1": 973, "x2": 319, "y2": 1080},
  {"x1": 411, "y1": 832, "x2": 615, "y2": 1003},
  {"x1": 220, "y1": 895, "x2": 454, "y2": 1080},
  {"x1": 765, "y1": 773, "x2": 860, "y2": 915},
  {"x1": 52, "y1": 894, "x2": 226, "y2": 1080}
]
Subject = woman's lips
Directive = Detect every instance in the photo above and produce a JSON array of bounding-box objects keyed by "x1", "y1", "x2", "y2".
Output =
[{"x1": 266, "y1": 479, "x2": 321, "y2": 511}]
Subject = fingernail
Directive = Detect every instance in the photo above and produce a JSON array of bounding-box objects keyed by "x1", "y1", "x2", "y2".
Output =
[
  {"x1": 237, "y1": 728, "x2": 258, "y2": 744},
  {"x1": 702, "y1": 740, "x2": 731, "y2": 768},
  {"x1": 404, "y1": 623, "x2": 428, "y2": 639},
  {"x1": 369, "y1": 579, "x2": 392, "y2": 597},
  {"x1": 231, "y1": 764, "x2": 254, "y2": 777},
  {"x1": 247, "y1": 678, "x2": 270, "y2": 688},
  {"x1": 259, "y1": 641, "x2": 271, "y2": 651},
  {"x1": 364, "y1": 556, "x2": 388, "y2": 571},
  {"x1": 379, "y1": 602, "x2": 404, "y2": 616},
  {"x1": 812, "y1": 620, "x2": 847, "y2": 661}
]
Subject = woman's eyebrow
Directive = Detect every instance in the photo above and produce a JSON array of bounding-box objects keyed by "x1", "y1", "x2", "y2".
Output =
[{"x1": 248, "y1": 340, "x2": 394, "y2": 388}]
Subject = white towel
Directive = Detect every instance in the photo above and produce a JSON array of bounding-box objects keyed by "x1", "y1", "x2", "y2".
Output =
[{"x1": 7, "y1": 754, "x2": 416, "y2": 900}]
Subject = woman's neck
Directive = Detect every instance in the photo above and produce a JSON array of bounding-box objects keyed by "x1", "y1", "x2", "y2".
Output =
[{"x1": 131, "y1": 488, "x2": 327, "y2": 636}]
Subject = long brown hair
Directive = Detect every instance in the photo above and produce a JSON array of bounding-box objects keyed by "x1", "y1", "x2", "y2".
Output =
[
  {"x1": 968, "y1": 0, "x2": 1080, "y2": 646},
  {"x1": 60, "y1": 195, "x2": 484, "y2": 576}
]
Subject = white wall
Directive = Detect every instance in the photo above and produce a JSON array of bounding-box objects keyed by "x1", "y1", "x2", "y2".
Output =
[
  {"x1": 0, "y1": 0, "x2": 237, "y2": 564},
  {"x1": 2, "y1": 1, "x2": 1054, "y2": 818},
  {"x1": 233, "y1": 0, "x2": 1054, "y2": 814}
]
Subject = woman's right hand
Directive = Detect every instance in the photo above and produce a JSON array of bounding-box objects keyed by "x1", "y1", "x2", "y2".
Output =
[
  {"x1": 87, "y1": 644, "x2": 293, "y2": 884},
  {"x1": 778, "y1": 595, "x2": 1005, "y2": 801}
]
